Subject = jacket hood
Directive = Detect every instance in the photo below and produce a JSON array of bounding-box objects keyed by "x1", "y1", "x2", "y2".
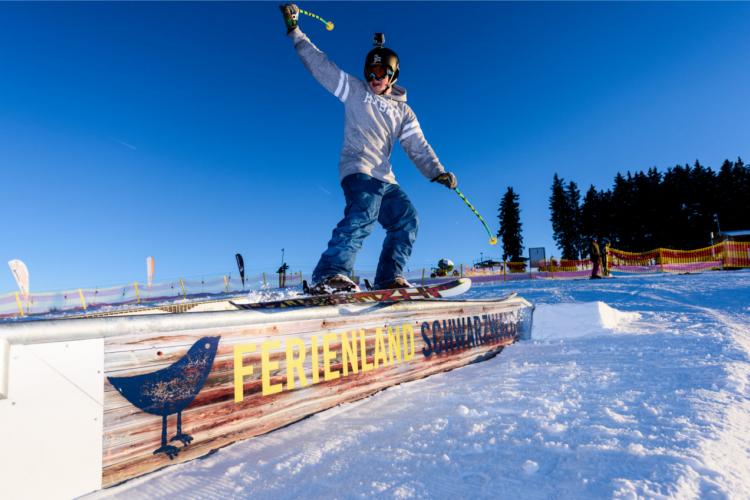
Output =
[{"x1": 389, "y1": 84, "x2": 407, "y2": 102}]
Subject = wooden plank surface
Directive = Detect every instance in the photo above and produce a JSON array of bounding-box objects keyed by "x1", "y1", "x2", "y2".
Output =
[{"x1": 102, "y1": 297, "x2": 533, "y2": 487}]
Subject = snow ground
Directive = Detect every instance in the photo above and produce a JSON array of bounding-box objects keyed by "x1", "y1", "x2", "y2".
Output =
[{"x1": 91, "y1": 271, "x2": 750, "y2": 499}]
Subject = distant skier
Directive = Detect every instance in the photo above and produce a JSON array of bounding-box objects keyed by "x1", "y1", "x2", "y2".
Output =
[
  {"x1": 601, "y1": 238, "x2": 611, "y2": 277},
  {"x1": 589, "y1": 237, "x2": 602, "y2": 279},
  {"x1": 280, "y1": 4, "x2": 457, "y2": 294}
]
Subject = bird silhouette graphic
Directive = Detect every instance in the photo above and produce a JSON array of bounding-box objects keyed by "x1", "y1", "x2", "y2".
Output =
[{"x1": 108, "y1": 336, "x2": 220, "y2": 459}]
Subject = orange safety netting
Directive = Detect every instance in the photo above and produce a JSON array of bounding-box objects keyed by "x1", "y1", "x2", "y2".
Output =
[
  {"x1": 2, "y1": 242, "x2": 748, "y2": 319},
  {"x1": 537, "y1": 259, "x2": 591, "y2": 272},
  {"x1": 0, "y1": 271, "x2": 305, "y2": 319},
  {"x1": 465, "y1": 262, "x2": 528, "y2": 275},
  {"x1": 528, "y1": 241, "x2": 749, "y2": 275},
  {"x1": 723, "y1": 241, "x2": 750, "y2": 268}
]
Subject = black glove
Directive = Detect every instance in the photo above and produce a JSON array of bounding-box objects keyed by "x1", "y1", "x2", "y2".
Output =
[
  {"x1": 431, "y1": 172, "x2": 458, "y2": 189},
  {"x1": 279, "y1": 4, "x2": 300, "y2": 33}
]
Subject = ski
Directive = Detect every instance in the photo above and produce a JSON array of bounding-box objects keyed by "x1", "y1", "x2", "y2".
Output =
[{"x1": 231, "y1": 278, "x2": 472, "y2": 310}]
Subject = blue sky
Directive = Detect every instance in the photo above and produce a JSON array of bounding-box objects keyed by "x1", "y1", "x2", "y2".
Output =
[{"x1": 1, "y1": 2, "x2": 749, "y2": 293}]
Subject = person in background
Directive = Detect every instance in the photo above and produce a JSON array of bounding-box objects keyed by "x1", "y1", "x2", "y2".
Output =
[
  {"x1": 589, "y1": 237, "x2": 602, "y2": 279},
  {"x1": 601, "y1": 238, "x2": 611, "y2": 277}
]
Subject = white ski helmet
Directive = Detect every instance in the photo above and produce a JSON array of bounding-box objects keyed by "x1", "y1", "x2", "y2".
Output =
[{"x1": 438, "y1": 258, "x2": 454, "y2": 270}]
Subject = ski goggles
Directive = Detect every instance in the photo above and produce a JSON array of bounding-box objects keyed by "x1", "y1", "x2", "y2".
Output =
[{"x1": 366, "y1": 65, "x2": 394, "y2": 82}]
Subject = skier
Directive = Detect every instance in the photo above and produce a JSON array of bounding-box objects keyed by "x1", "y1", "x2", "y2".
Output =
[
  {"x1": 601, "y1": 237, "x2": 611, "y2": 277},
  {"x1": 280, "y1": 4, "x2": 457, "y2": 294},
  {"x1": 589, "y1": 237, "x2": 602, "y2": 279}
]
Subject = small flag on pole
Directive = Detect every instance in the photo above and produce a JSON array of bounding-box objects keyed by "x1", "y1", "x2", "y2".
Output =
[
  {"x1": 235, "y1": 253, "x2": 245, "y2": 287},
  {"x1": 8, "y1": 259, "x2": 29, "y2": 297},
  {"x1": 146, "y1": 256, "x2": 155, "y2": 287}
]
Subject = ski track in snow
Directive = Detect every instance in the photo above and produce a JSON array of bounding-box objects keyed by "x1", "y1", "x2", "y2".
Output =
[{"x1": 91, "y1": 271, "x2": 750, "y2": 500}]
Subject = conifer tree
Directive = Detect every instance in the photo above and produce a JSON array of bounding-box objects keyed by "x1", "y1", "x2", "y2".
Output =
[
  {"x1": 581, "y1": 185, "x2": 601, "y2": 243},
  {"x1": 716, "y1": 157, "x2": 749, "y2": 235},
  {"x1": 549, "y1": 174, "x2": 582, "y2": 260},
  {"x1": 497, "y1": 187, "x2": 524, "y2": 261},
  {"x1": 550, "y1": 174, "x2": 567, "y2": 256},
  {"x1": 612, "y1": 172, "x2": 636, "y2": 249},
  {"x1": 566, "y1": 181, "x2": 583, "y2": 259}
]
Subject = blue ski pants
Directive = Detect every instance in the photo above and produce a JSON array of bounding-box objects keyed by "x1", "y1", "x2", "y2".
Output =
[{"x1": 312, "y1": 173, "x2": 419, "y2": 288}]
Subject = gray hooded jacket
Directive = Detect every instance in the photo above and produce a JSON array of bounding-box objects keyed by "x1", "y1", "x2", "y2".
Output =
[{"x1": 289, "y1": 29, "x2": 446, "y2": 185}]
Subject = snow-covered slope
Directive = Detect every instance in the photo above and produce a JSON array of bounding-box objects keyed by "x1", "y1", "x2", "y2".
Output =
[{"x1": 92, "y1": 271, "x2": 750, "y2": 499}]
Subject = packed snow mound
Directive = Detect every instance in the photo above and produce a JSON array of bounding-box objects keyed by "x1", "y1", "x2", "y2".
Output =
[
  {"x1": 91, "y1": 272, "x2": 750, "y2": 499},
  {"x1": 531, "y1": 301, "x2": 640, "y2": 340}
]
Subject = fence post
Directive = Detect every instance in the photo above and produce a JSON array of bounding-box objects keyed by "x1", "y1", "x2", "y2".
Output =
[
  {"x1": 658, "y1": 249, "x2": 664, "y2": 273},
  {"x1": 460, "y1": 264, "x2": 463, "y2": 277},
  {"x1": 133, "y1": 282, "x2": 141, "y2": 304},
  {"x1": 262, "y1": 272, "x2": 267, "y2": 287},
  {"x1": 14, "y1": 293, "x2": 25, "y2": 317},
  {"x1": 78, "y1": 289, "x2": 87, "y2": 310},
  {"x1": 421, "y1": 268, "x2": 425, "y2": 286},
  {"x1": 179, "y1": 279, "x2": 186, "y2": 299}
]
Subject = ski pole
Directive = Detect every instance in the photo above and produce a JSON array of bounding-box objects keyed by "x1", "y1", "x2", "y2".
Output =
[
  {"x1": 455, "y1": 188, "x2": 498, "y2": 246},
  {"x1": 299, "y1": 8, "x2": 334, "y2": 31}
]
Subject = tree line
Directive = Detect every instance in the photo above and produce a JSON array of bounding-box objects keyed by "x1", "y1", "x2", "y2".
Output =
[
  {"x1": 495, "y1": 158, "x2": 749, "y2": 263},
  {"x1": 550, "y1": 158, "x2": 749, "y2": 259}
]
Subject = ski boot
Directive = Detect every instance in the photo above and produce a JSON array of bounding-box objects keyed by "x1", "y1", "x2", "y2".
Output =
[
  {"x1": 376, "y1": 276, "x2": 413, "y2": 290},
  {"x1": 306, "y1": 274, "x2": 361, "y2": 295}
]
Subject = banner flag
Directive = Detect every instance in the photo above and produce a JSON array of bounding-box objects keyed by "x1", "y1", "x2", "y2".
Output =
[
  {"x1": 146, "y1": 256, "x2": 155, "y2": 287},
  {"x1": 235, "y1": 253, "x2": 245, "y2": 287},
  {"x1": 8, "y1": 259, "x2": 29, "y2": 297}
]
